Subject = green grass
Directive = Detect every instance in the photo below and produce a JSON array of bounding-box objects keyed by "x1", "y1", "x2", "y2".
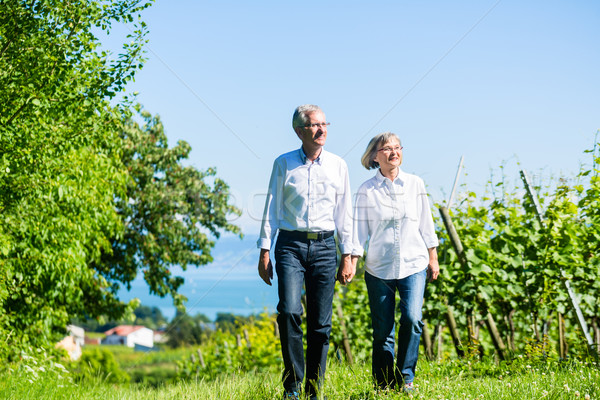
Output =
[
  {"x1": 76, "y1": 344, "x2": 187, "y2": 386},
  {"x1": 1, "y1": 354, "x2": 598, "y2": 399}
]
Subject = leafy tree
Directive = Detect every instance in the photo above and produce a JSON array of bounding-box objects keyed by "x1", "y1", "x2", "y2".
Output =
[
  {"x1": 0, "y1": 1, "x2": 241, "y2": 358},
  {"x1": 166, "y1": 310, "x2": 213, "y2": 348},
  {"x1": 71, "y1": 304, "x2": 168, "y2": 332},
  {"x1": 93, "y1": 110, "x2": 242, "y2": 308},
  {"x1": 0, "y1": 0, "x2": 151, "y2": 355},
  {"x1": 215, "y1": 312, "x2": 256, "y2": 334},
  {"x1": 133, "y1": 305, "x2": 168, "y2": 330}
]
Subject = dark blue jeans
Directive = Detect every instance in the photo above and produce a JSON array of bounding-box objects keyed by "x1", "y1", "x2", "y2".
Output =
[
  {"x1": 365, "y1": 269, "x2": 427, "y2": 388},
  {"x1": 274, "y1": 232, "x2": 337, "y2": 396}
]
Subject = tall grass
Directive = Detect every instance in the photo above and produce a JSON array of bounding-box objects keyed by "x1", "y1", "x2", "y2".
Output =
[{"x1": 1, "y1": 353, "x2": 598, "y2": 399}]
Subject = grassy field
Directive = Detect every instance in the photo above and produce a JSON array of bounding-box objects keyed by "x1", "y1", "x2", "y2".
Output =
[
  {"x1": 0, "y1": 349, "x2": 598, "y2": 400},
  {"x1": 103, "y1": 345, "x2": 185, "y2": 386}
]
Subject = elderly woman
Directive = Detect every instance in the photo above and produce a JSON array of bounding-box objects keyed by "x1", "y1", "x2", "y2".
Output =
[{"x1": 352, "y1": 132, "x2": 439, "y2": 392}]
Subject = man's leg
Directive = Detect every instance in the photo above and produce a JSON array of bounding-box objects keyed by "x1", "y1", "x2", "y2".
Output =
[
  {"x1": 275, "y1": 235, "x2": 308, "y2": 394},
  {"x1": 304, "y1": 235, "x2": 337, "y2": 398},
  {"x1": 395, "y1": 268, "x2": 427, "y2": 386},
  {"x1": 365, "y1": 271, "x2": 397, "y2": 389}
]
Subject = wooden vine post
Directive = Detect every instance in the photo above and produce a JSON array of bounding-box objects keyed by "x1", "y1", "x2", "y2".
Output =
[
  {"x1": 422, "y1": 320, "x2": 434, "y2": 361},
  {"x1": 334, "y1": 292, "x2": 354, "y2": 365},
  {"x1": 439, "y1": 206, "x2": 507, "y2": 360},
  {"x1": 445, "y1": 301, "x2": 464, "y2": 358},
  {"x1": 435, "y1": 324, "x2": 444, "y2": 360},
  {"x1": 197, "y1": 348, "x2": 206, "y2": 368},
  {"x1": 558, "y1": 312, "x2": 566, "y2": 359},
  {"x1": 520, "y1": 170, "x2": 595, "y2": 354},
  {"x1": 243, "y1": 328, "x2": 252, "y2": 352}
]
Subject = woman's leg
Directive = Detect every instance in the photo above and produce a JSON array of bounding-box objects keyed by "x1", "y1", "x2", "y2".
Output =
[
  {"x1": 365, "y1": 271, "x2": 397, "y2": 389},
  {"x1": 395, "y1": 268, "x2": 427, "y2": 385}
]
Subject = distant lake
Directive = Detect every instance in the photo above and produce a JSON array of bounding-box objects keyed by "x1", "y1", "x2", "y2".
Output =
[{"x1": 118, "y1": 234, "x2": 279, "y2": 321}]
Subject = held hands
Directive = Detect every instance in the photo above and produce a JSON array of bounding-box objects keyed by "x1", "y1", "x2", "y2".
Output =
[
  {"x1": 258, "y1": 248, "x2": 273, "y2": 286},
  {"x1": 336, "y1": 254, "x2": 357, "y2": 285}
]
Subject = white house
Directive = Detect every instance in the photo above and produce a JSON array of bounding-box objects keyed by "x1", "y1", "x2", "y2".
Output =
[{"x1": 102, "y1": 325, "x2": 154, "y2": 348}]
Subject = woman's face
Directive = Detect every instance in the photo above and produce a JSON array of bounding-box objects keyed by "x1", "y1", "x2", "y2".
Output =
[{"x1": 373, "y1": 137, "x2": 403, "y2": 170}]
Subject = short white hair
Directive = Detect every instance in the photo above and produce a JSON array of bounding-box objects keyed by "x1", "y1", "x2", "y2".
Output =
[{"x1": 292, "y1": 104, "x2": 323, "y2": 130}]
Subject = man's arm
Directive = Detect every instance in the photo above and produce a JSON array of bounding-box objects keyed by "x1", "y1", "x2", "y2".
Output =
[
  {"x1": 257, "y1": 160, "x2": 282, "y2": 285},
  {"x1": 334, "y1": 160, "x2": 353, "y2": 250},
  {"x1": 335, "y1": 161, "x2": 355, "y2": 285}
]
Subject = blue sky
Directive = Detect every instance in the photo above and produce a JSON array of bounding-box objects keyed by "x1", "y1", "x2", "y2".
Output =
[
  {"x1": 110, "y1": 0, "x2": 600, "y2": 235},
  {"x1": 111, "y1": 0, "x2": 600, "y2": 315}
]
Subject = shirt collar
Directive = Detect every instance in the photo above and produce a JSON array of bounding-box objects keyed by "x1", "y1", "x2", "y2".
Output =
[
  {"x1": 375, "y1": 167, "x2": 406, "y2": 186},
  {"x1": 299, "y1": 147, "x2": 323, "y2": 165}
]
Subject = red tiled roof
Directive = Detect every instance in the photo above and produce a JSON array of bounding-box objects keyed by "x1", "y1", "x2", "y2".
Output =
[{"x1": 104, "y1": 325, "x2": 147, "y2": 336}]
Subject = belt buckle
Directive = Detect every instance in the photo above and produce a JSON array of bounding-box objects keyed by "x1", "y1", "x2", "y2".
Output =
[{"x1": 307, "y1": 232, "x2": 318, "y2": 240}]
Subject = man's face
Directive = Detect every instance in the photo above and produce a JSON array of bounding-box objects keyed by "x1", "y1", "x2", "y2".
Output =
[{"x1": 295, "y1": 111, "x2": 328, "y2": 149}]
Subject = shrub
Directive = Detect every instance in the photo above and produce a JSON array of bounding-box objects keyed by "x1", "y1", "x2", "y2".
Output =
[{"x1": 75, "y1": 347, "x2": 130, "y2": 384}]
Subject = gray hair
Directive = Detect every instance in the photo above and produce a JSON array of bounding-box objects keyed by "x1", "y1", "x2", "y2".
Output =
[
  {"x1": 292, "y1": 104, "x2": 323, "y2": 130},
  {"x1": 361, "y1": 132, "x2": 402, "y2": 170}
]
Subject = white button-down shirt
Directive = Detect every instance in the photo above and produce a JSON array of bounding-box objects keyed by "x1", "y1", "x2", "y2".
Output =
[
  {"x1": 258, "y1": 147, "x2": 353, "y2": 254},
  {"x1": 352, "y1": 168, "x2": 439, "y2": 279}
]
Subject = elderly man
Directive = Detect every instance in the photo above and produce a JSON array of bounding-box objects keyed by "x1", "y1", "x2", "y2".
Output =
[{"x1": 257, "y1": 104, "x2": 354, "y2": 400}]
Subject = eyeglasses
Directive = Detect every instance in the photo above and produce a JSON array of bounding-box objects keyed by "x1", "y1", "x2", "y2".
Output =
[
  {"x1": 377, "y1": 145, "x2": 403, "y2": 153},
  {"x1": 303, "y1": 122, "x2": 330, "y2": 129}
]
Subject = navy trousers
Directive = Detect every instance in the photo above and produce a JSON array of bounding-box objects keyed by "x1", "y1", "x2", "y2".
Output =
[{"x1": 275, "y1": 231, "x2": 337, "y2": 397}]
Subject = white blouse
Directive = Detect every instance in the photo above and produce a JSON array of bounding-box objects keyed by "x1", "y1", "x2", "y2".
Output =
[{"x1": 352, "y1": 168, "x2": 439, "y2": 279}]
